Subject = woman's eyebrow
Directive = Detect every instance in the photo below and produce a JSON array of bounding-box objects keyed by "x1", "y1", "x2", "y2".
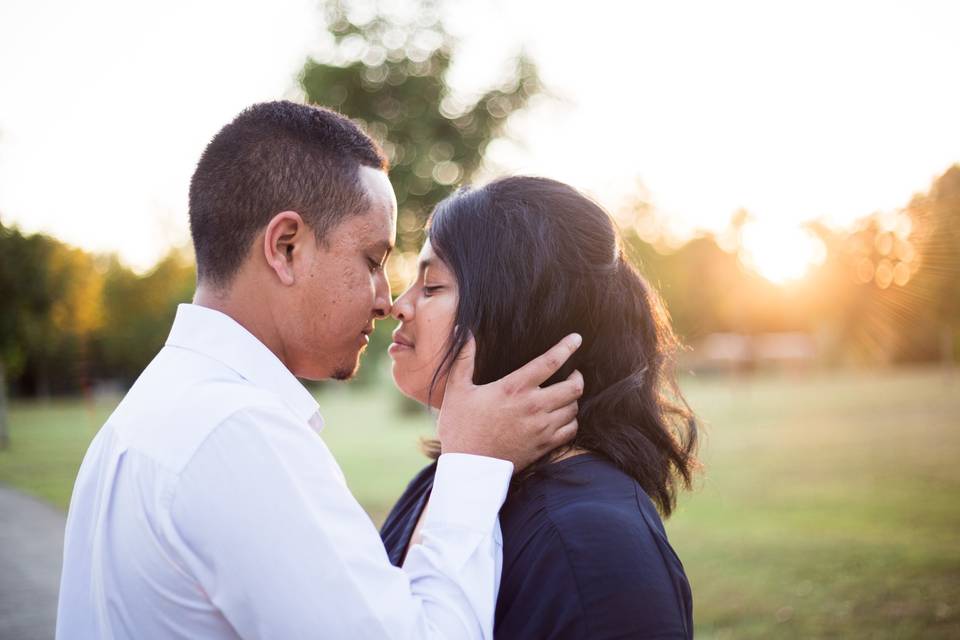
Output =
[{"x1": 417, "y1": 258, "x2": 432, "y2": 276}]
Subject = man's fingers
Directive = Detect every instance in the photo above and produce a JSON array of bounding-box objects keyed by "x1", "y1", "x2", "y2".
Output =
[
  {"x1": 508, "y1": 333, "x2": 582, "y2": 388},
  {"x1": 547, "y1": 419, "x2": 578, "y2": 450},
  {"x1": 537, "y1": 370, "x2": 584, "y2": 413},
  {"x1": 447, "y1": 332, "x2": 477, "y2": 386},
  {"x1": 545, "y1": 401, "x2": 579, "y2": 431}
]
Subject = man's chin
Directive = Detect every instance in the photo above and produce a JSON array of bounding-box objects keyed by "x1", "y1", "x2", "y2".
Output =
[
  {"x1": 331, "y1": 366, "x2": 357, "y2": 381},
  {"x1": 330, "y1": 350, "x2": 363, "y2": 381}
]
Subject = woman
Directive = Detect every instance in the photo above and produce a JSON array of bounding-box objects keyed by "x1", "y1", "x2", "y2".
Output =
[{"x1": 381, "y1": 176, "x2": 699, "y2": 639}]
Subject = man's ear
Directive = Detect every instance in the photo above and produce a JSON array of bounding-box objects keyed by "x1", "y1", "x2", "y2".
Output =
[{"x1": 263, "y1": 211, "x2": 306, "y2": 286}]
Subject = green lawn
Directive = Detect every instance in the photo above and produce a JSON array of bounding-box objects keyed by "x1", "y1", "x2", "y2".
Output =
[{"x1": 2, "y1": 366, "x2": 958, "y2": 638}]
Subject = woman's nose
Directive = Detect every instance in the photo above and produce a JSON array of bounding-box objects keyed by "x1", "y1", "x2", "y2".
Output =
[{"x1": 391, "y1": 286, "x2": 415, "y2": 321}]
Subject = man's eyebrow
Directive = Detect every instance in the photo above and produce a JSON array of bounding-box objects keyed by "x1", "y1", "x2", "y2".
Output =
[{"x1": 369, "y1": 240, "x2": 393, "y2": 257}]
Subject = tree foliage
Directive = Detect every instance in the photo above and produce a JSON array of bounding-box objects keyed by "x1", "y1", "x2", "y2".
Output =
[
  {"x1": 0, "y1": 222, "x2": 195, "y2": 396},
  {"x1": 300, "y1": 0, "x2": 540, "y2": 252},
  {"x1": 2, "y1": 0, "x2": 959, "y2": 396}
]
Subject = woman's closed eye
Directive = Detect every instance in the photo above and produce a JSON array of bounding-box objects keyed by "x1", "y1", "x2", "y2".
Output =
[{"x1": 422, "y1": 284, "x2": 443, "y2": 297}]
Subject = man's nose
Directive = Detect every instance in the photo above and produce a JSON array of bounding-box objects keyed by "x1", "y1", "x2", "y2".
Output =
[
  {"x1": 374, "y1": 300, "x2": 392, "y2": 319},
  {"x1": 373, "y1": 276, "x2": 393, "y2": 319}
]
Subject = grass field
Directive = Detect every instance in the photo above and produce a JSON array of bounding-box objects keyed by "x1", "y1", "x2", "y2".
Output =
[{"x1": 1, "y1": 366, "x2": 958, "y2": 638}]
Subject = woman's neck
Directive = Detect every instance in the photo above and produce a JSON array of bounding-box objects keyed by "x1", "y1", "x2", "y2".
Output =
[{"x1": 547, "y1": 445, "x2": 590, "y2": 463}]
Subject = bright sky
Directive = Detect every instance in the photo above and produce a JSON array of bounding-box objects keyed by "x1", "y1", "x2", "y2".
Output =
[{"x1": 1, "y1": 0, "x2": 958, "y2": 275}]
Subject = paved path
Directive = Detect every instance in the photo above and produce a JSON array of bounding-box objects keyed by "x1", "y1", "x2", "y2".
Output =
[{"x1": 0, "y1": 485, "x2": 64, "y2": 640}]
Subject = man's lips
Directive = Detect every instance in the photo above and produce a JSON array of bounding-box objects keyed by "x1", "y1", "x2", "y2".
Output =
[{"x1": 359, "y1": 326, "x2": 374, "y2": 345}]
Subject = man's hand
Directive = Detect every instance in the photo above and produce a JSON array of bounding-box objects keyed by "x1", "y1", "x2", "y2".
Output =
[{"x1": 437, "y1": 334, "x2": 584, "y2": 471}]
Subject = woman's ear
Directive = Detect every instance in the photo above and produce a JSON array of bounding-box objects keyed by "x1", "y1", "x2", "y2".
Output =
[{"x1": 263, "y1": 211, "x2": 306, "y2": 286}]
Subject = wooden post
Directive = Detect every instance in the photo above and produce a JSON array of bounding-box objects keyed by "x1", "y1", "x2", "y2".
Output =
[
  {"x1": 0, "y1": 360, "x2": 8, "y2": 450},
  {"x1": 943, "y1": 325, "x2": 956, "y2": 383}
]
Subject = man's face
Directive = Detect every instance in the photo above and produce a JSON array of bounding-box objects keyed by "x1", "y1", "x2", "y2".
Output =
[{"x1": 282, "y1": 167, "x2": 397, "y2": 380}]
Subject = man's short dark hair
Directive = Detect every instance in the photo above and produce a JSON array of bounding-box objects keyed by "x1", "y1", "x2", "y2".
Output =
[{"x1": 188, "y1": 100, "x2": 387, "y2": 286}]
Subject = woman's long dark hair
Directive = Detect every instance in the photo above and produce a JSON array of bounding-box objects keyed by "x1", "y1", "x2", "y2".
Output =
[{"x1": 424, "y1": 176, "x2": 699, "y2": 516}]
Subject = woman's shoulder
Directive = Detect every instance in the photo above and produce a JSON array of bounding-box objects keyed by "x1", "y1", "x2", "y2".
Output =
[
  {"x1": 512, "y1": 454, "x2": 647, "y2": 514},
  {"x1": 554, "y1": 457, "x2": 664, "y2": 537},
  {"x1": 503, "y1": 454, "x2": 674, "y2": 564},
  {"x1": 497, "y1": 455, "x2": 693, "y2": 638}
]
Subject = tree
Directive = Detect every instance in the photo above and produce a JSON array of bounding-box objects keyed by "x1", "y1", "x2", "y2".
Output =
[
  {"x1": 0, "y1": 359, "x2": 6, "y2": 449},
  {"x1": 0, "y1": 223, "x2": 105, "y2": 396},
  {"x1": 92, "y1": 249, "x2": 195, "y2": 386},
  {"x1": 298, "y1": 0, "x2": 542, "y2": 384},
  {"x1": 799, "y1": 165, "x2": 959, "y2": 365},
  {"x1": 905, "y1": 165, "x2": 960, "y2": 365},
  {"x1": 300, "y1": 0, "x2": 541, "y2": 255},
  {"x1": 0, "y1": 220, "x2": 20, "y2": 447}
]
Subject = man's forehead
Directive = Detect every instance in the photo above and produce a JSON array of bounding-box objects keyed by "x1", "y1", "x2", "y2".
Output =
[
  {"x1": 347, "y1": 216, "x2": 393, "y2": 255},
  {"x1": 359, "y1": 166, "x2": 397, "y2": 212},
  {"x1": 360, "y1": 168, "x2": 397, "y2": 229},
  {"x1": 324, "y1": 204, "x2": 393, "y2": 255}
]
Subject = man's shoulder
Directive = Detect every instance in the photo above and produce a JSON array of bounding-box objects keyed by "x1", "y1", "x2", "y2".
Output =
[{"x1": 106, "y1": 346, "x2": 291, "y2": 473}]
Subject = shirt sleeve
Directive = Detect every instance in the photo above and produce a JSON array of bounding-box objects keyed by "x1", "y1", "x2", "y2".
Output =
[{"x1": 166, "y1": 403, "x2": 512, "y2": 640}]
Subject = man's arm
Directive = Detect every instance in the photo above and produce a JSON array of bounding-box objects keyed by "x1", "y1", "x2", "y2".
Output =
[
  {"x1": 169, "y1": 405, "x2": 511, "y2": 639},
  {"x1": 168, "y1": 335, "x2": 583, "y2": 638}
]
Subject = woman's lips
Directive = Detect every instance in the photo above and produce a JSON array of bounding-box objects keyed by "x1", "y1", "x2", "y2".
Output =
[{"x1": 389, "y1": 333, "x2": 413, "y2": 356}]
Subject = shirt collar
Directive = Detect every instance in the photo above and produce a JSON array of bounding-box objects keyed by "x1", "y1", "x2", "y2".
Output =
[{"x1": 165, "y1": 303, "x2": 324, "y2": 433}]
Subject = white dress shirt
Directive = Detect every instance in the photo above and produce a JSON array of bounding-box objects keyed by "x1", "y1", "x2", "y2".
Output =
[{"x1": 56, "y1": 303, "x2": 512, "y2": 639}]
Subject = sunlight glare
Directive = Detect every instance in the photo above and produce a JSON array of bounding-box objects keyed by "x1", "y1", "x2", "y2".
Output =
[{"x1": 739, "y1": 222, "x2": 827, "y2": 284}]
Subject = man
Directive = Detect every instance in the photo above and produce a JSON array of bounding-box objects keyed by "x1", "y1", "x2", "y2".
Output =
[{"x1": 56, "y1": 101, "x2": 582, "y2": 639}]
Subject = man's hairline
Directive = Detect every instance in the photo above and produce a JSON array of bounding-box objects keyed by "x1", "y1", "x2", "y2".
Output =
[{"x1": 195, "y1": 164, "x2": 389, "y2": 289}]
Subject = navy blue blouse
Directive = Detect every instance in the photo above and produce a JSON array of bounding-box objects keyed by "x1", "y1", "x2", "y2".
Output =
[{"x1": 381, "y1": 453, "x2": 694, "y2": 639}]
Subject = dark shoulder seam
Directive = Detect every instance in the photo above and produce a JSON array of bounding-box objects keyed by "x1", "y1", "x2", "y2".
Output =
[
  {"x1": 634, "y1": 484, "x2": 691, "y2": 639},
  {"x1": 542, "y1": 509, "x2": 592, "y2": 639}
]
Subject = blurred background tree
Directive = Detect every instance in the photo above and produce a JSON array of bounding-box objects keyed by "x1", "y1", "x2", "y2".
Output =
[
  {"x1": 300, "y1": 0, "x2": 541, "y2": 257},
  {"x1": 2, "y1": 158, "x2": 957, "y2": 398},
  {"x1": 613, "y1": 164, "x2": 960, "y2": 368},
  {"x1": 0, "y1": 223, "x2": 103, "y2": 397},
  {"x1": 90, "y1": 250, "x2": 195, "y2": 387},
  {"x1": 0, "y1": 0, "x2": 958, "y2": 398},
  {"x1": 905, "y1": 166, "x2": 960, "y2": 365},
  {"x1": 299, "y1": 0, "x2": 542, "y2": 385},
  {"x1": 0, "y1": 222, "x2": 194, "y2": 401}
]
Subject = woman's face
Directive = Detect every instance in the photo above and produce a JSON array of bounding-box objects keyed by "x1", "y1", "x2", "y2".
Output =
[{"x1": 389, "y1": 240, "x2": 459, "y2": 407}]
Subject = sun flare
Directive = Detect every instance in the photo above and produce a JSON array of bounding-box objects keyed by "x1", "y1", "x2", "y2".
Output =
[{"x1": 739, "y1": 222, "x2": 827, "y2": 284}]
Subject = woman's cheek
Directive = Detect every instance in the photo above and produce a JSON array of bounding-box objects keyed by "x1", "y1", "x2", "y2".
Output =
[{"x1": 393, "y1": 359, "x2": 428, "y2": 405}]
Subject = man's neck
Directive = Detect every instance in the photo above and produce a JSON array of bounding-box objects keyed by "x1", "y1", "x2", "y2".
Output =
[{"x1": 193, "y1": 280, "x2": 289, "y2": 369}]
